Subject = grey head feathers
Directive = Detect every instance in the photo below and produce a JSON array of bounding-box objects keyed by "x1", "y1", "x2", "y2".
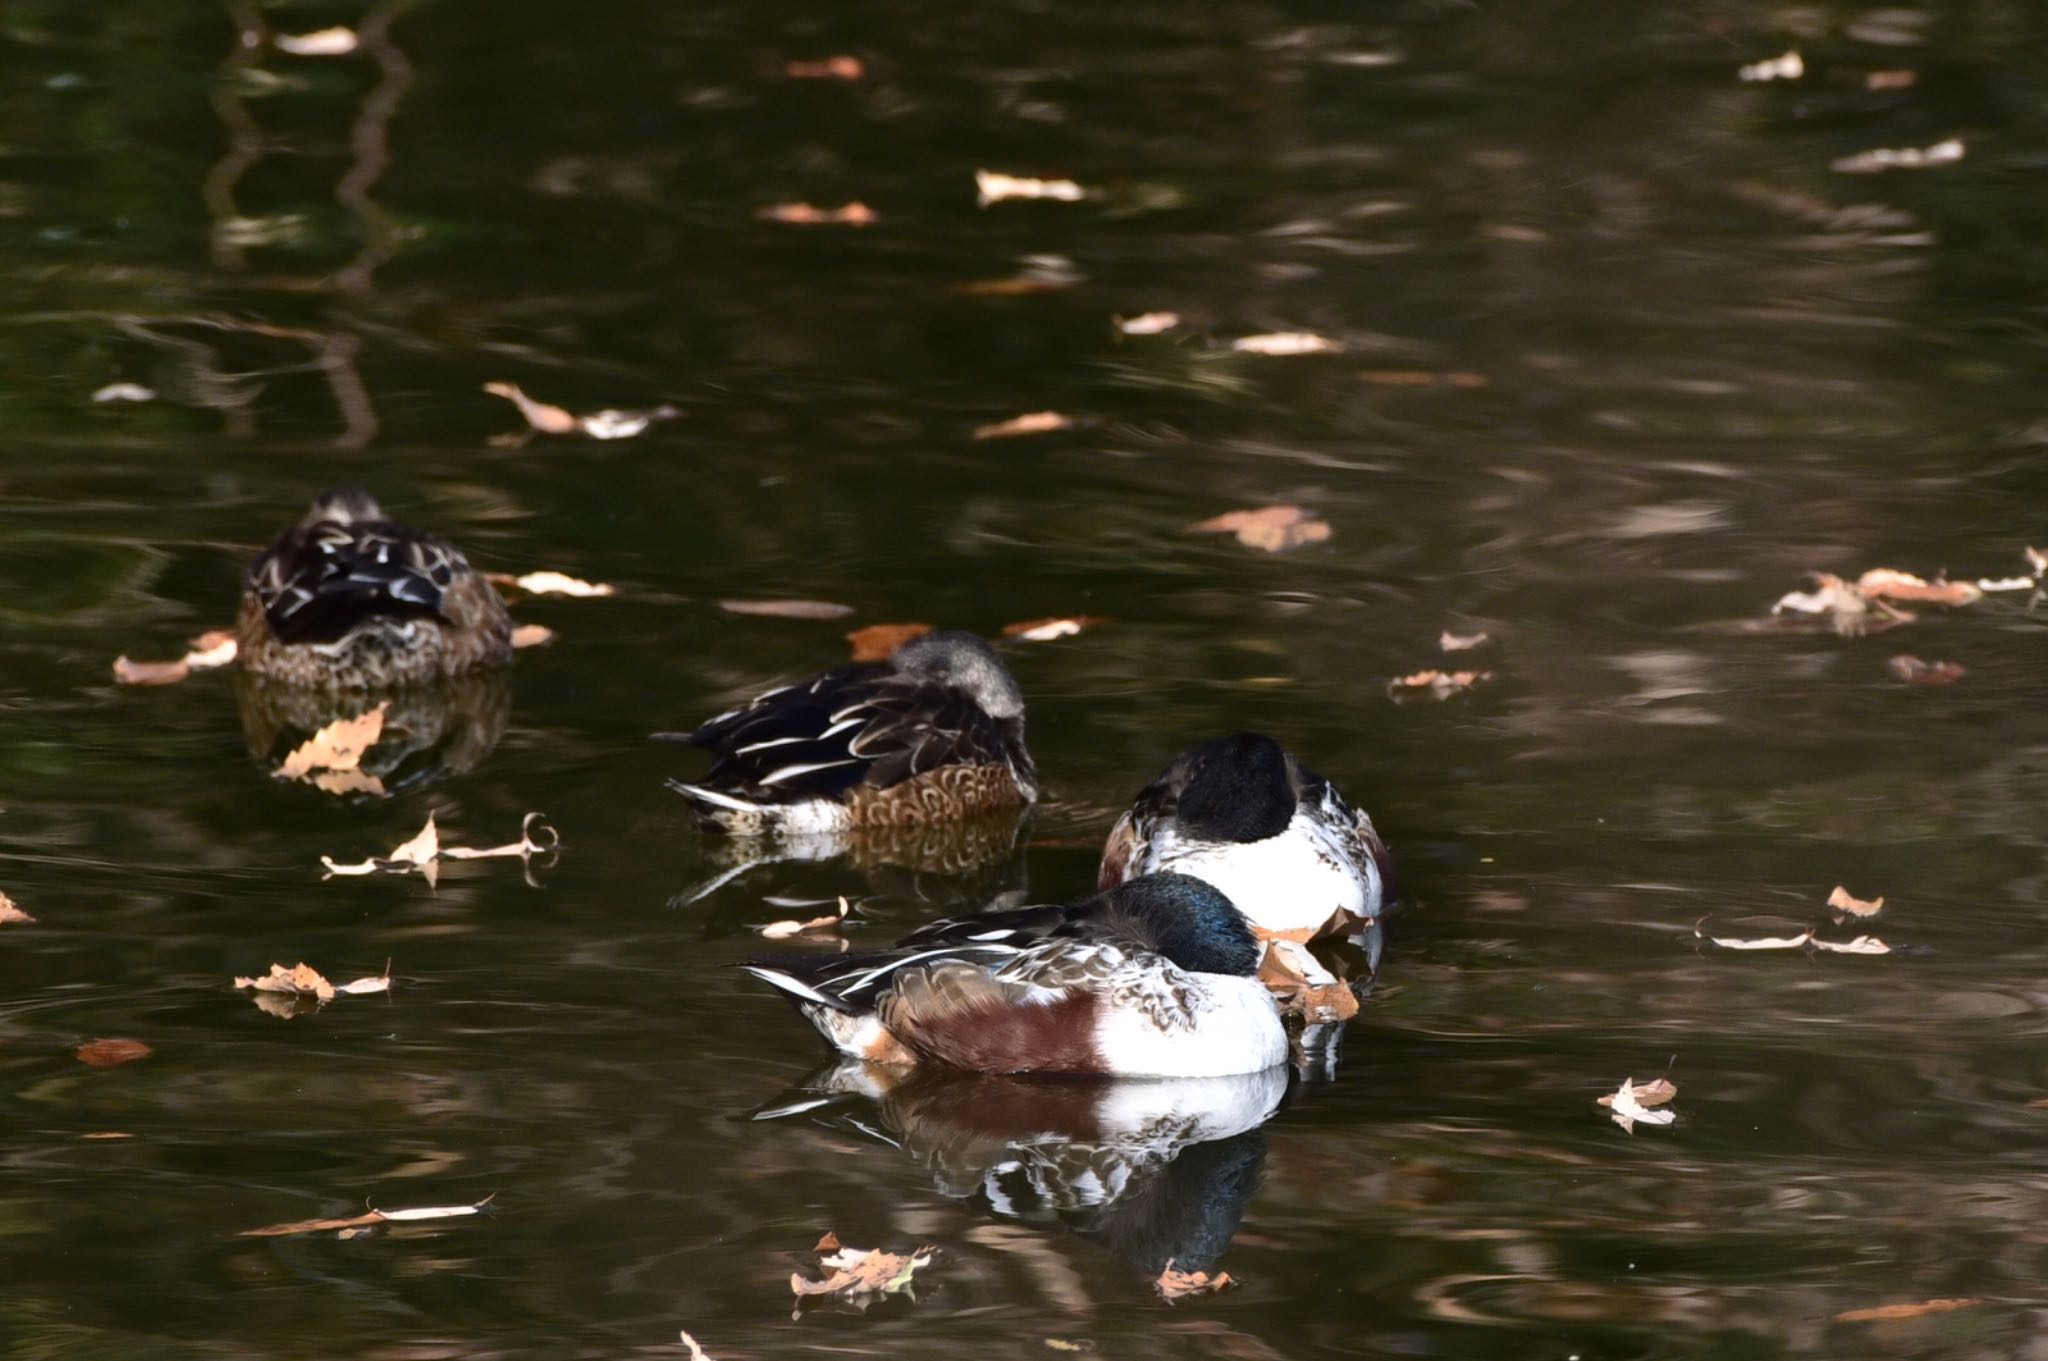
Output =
[{"x1": 893, "y1": 630, "x2": 1026, "y2": 721}]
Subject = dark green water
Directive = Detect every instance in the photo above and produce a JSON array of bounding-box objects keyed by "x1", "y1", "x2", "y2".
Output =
[{"x1": 5, "y1": 1, "x2": 2048, "y2": 1357}]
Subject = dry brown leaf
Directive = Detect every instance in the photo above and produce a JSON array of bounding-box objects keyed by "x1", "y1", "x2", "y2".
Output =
[
  {"x1": 1231, "y1": 332, "x2": 1339, "y2": 356},
  {"x1": 1865, "y1": 69, "x2": 1918, "y2": 90},
  {"x1": 1439, "y1": 630, "x2": 1489, "y2": 652},
  {"x1": 322, "y1": 813, "x2": 555, "y2": 883},
  {"x1": 277, "y1": 703, "x2": 387, "y2": 780},
  {"x1": 235, "y1": 962, "x2": 335, "y2": 1002},
  {"x1": 1388, "y1": 669, "x2": 1490, "y2": 698},
  {"x1": 275, "y1": 26, "x2": 358, "y2": 55},
  {"x1": 240, "y1": 1194, "x2": 494, "y2": 1238},
  {"x1": 1155, "y1": 1263, "x2": 1234, "y2": 1301},
  {"x1": 785, "y1": 55, "x2": 863, "y2": 79},
  {"x1": 758, "y1": 202, "x2": 877, "y2": 226},
  {"x1": 483, "y1": 380, "x2": 577, "y2": 433},
  {"x1": 790, "y1": 1241, "x2": 938, "y2": 1310},
  {"x1": 952, "y1": 257, "x2": 1084, "y2": 296},
  {"x1": 113, "y1": 655, "x2": 192, "y2": 685},
  {"x1": 0, "y1": 891, "x2": 32, "y2": 924},
  {"x1": 976, "y1": 170, "x2": 1085, "y2": 206},
  {"x1": 1597, "y1": 1077, "x2": 1678, "y2": 1109},
  {"x1": 1602, "y1": 1075, "x2": 1677, "y2": 1134},
  {"x1": 974, "y1": 411, "x2": 1073, "y2": 441},
  {"x1": 76, "y1": 1038, "x2": 151, "y2": 1068},
  {"x1": 511, "y1": 623, "x2": 555, "y2": 649},
  {"x1": 1857, "y1": 569, "x2": 1981, "y2": 606},
  {"x1": 1888, "y1": 655, "x2": 1964, "y2": 685},
  {"x1": 484, "y1": 382, "x2": 676, "y2": 440},
  {"x1": 758, "y1": 898, "x2": 851, "y2": 939},
  {"x1": 488, "y1": 570, "x2": 615, "y2": 598},
  {"x1": 1811, "y1": 935, "x2": 1891, "y2": 955},
  {"x1": 815, "y1": 1231, "x2": 842, "y2": 1252},
  {"x1": 1116, "y1": 311, "x2": 1181, "y2": 335},
  {"x1": 848, "y1": 622, "x2": 933, "y2": 661},
  {"x1": 311, "y1": 768, "x2": 388, "y2": 797},
  {"x1": 1834, "y1": 1298, "x2": 1980, "y2": 1324},
  {"x1": 1827, "y1": 885, "x2": 1884, "y2": 919},
  {"x1": 1772, "y1": 573, "x2": 1868, "y2": 619},
  {"x1": 1001, "y1": 616, "x2": 1104, "y2": 642},
  {"x1": 1186, "y1": 505, "x2": 1333, "y2": 553},
  {"x1": 1359, "y1": 369, "x2": 1487, "y2": 387},
  {"x1": 1833, "y1": 138, "x2": 1965, "y2": 174},
  {"x1": 80, "y1": 1132, "x2": 133, "y2": 1140},
  {"x1": 719, "y1": 598, "x2": 854, "y2": 620},
  {"x1": 440, "y1": 812, "x2": 560, "y2": 862},
  {"x1": 2027, "y1": 546, "x2": 2048, "y2": 577}
]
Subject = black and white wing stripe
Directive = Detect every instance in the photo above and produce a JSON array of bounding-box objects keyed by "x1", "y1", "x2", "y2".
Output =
[{"x1": 250, "y1": 518, "x2": 465, "y2": 644}]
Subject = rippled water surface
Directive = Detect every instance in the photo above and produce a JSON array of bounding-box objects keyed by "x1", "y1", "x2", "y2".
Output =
[{"x1": 6, "y1": 2, "x2": 2048, "y2": 1357}]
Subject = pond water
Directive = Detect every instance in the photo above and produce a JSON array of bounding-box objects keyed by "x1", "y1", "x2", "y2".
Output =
[{"x1": 4, "y1": 1, "x2": 2048, "y2": 1357}]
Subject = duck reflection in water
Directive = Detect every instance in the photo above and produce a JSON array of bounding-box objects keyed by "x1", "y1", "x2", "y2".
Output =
[
  {"x1": 233, "y1": 489, "x2": 515, "y2": 796},
  {"x1": 762, "y1": 1063, "x2": 1284, "y2": 1283}
]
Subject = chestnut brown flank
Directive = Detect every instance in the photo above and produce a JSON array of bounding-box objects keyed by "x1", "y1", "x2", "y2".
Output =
[{"x1": 890, "y1": 990, "x2": 1104, "y2": 1075}]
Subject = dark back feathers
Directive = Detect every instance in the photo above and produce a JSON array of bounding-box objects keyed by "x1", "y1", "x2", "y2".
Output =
[{"x1": 248, "y1": 490, "x2": 470, "y2": 645}]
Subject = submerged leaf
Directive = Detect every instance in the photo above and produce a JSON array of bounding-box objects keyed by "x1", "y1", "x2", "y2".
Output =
[
  {"x1": 76, "y1": 1038, "x2": 151, "y2": 1068},
  {"x1": 274, "y1": 26, "x2": 359, "y2": 56},
  {"x1": 1000, "y1": 616, "x2": 1104, "y2": 642},
  {"x1": 1834, "y1": 1298, "x2": 1980, "y2": 1323},
  {"x1": 1155, "y1": 1262, "x2": 1235, "y2": 1301},
  {"x1": 240, "y1": 1194, "x2": 494, "y2": 1238},
  {"x1": 758, "y1": 202, "x2": 877, "y2": 226},
  {"x1": 1185, "y1": 505, "x2": 1332, "y2": 553},
  {"x1": 1388, "y1": 669, "x2": 1491, "y2": 699},
  {"x1": 1887, "y1": 655, "x2": 1964, "y2": 685},
  {"x1": 1833, "y1": 138, "x2": 1965, "y2": 174},
  {"x1": 1738, "y1": 50, "x2": 1803, "y2": 81},
  {"x1": 785, "y1": 55, "x2": 863, "y2": 79},
  {"x1": 1115, "y1": 311, "x2": 1182, "y2": 336}
]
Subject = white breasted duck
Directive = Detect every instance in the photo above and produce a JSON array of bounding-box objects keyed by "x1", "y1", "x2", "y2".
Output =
[
  {"x1": 743, "y1": 872, "x2": 1286, "y2": 1078},
  {"x1": 1097, "y1": 732, "x2": 1391, "y2": 943},
  {"x1": 667, "y1": 630, "x2": 1038, "y2": 833},
  {"x1": 237, "y1": 489, "x2": 513, "y2": 689}
]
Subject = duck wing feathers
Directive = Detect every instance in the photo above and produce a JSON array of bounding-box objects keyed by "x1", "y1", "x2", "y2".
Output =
[{"x1": 249, "y1": 518, "x2": 465, "y2": 644}]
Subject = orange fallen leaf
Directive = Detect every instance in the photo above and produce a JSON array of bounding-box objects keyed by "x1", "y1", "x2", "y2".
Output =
[
  {"x1": 1857, "y1": 569, "x2": 1980, "y2": 606},
  {"x1": 790, "y1": 1239, "x2": 938, "y2": 1310},
  {"x1": 1256, "y1": 939, "x2": 1358, "y2": 1022},
  {"x1": 240, "y1": 1194, "x2": 495, "y2": 1238},
  {"x1": 785, "y1": 55, "x2": 863, "y2": 79},
  {"x1": 1155, "y1": 1262, "x2": 1234, "y2": 1301},
  {"x1": 848, "y1": 622, "x2": 933, "y2": 661},
  {"x1": 1360, "y1": 369, "x2": 1487, "y2": 387},
  {"x1": 510, "y1": 623, "x2": 555, "y2": 649},
  {"x1": 483, "y1": 380, "x2": 577, "y2": 433},
  {"x1": 974, "y1": 411, "x2": 1073, "y2": 441},
  {"x1": 1001, "y1": 616, "x2": 1104, "y2": 642},
  {"x1": 1439, "y1": 630, "x2": 1489, "y2": 652},
  {"x1": 276, "y1": 702, "x2": 387, "y2": 781},
  {"x1": 1388, "y1": 669, "x2": 1490, "y2": 698},
  {"x1": 81, "y1": 1132, "x2": 132, "y2": 1139},
  {"x1": 112, "y1": 629, "x2": 239, "y2": 686},
  {"x1": 235, "y1": 961, "x2": 336, "y2": 1003},
  {"x1": 76, "y1": 1038, "x2": 151, "y2": 1067},
  {"x1": 1834, "y1": 1298, "x2": 1980, "y2": 1324},
  {"x1": 0, "y1": 891, "x2": 31, "y2": 924},
  {"x1": 815, "y1": 1231, "x2": 842, "y2": 1252},
  {"x1": 758, "y1": 202, "x2": 877, "y2": 226},
  {"x1": 1186, "y1": 505, "x2": 1333, "y2": 553},
  {"x1": 1888, "y1": 655, "x2": 1964, "y2": 685},
  {"x1": 1828, "y1": 886, "x2": 1884, "y2": 919},
  {"x1": 758, "y1": 896, "x2": 852, "y2": 939},
  {"x1": 1231, "y1": 331, "x2": 1339, "y2": 356},
  {"x1": 719, "y1": 598, "x2": 854, "y2": 620},
  {"x1": 1864, "y1": 69, "x2": 1917, "y2": 90}
]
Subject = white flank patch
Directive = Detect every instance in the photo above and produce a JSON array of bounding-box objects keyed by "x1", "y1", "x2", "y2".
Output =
[
  {"x1": 1092, "y1": 972, "x2": 1285, "y2": 1077},
  {"x1": 1146, "y1": 809, "x2": 1376, "y2": 937}
]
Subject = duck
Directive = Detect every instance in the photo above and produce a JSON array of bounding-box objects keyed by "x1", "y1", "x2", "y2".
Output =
[
  {"x1": 742, "y1": 872, "x2": 1286, "y2": 1077},
  {"x1": 1097, "y1": 732, "x2": 1391, "y2": 944},
  {"x1": 666, "y1": 630, "x2": 1038, "y2": 833},
  {"x1": 237, "y1": 489, "x2": 512, "y2": 689}
]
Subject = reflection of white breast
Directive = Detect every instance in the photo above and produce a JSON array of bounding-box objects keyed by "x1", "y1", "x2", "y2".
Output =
[{"x1": 1143, "y1": 810, "x2": 1369, "y2": 936}]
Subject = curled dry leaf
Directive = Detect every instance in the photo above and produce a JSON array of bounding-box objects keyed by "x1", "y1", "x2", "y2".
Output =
[
  {"x1": 1439, "y1": 630, "x2": 1489, "y2": 652},
  {"x1": 1155, "y1": 1263, "x2": 1234, "y2": 1302},
  {"x1": 1388, "y1": 669, "x2": 1490, "y2": 699},
  {"x1": 1001, "y1": 616, "x2": 1104, "y2": 643},
  {"x1": 719, "y1": 598, "x2": 854, "y2": 620},
  {"x1": 976, "y1": 169, "x2": 1085, "y2": 206},
  {"x1": 275, "y1": 26, "x2": 359, "y2": 56},
  {"x1": 234, "y1": 961, "x2": 390, "y2": 1015},
  {"x1": 790, "y1": 1239, "x2": 938, "y2": 1311},
  {"x1": 92, "y1": 381, "x2": 156, "y2": 403},
  {"x1": 1827, "y1": 885, "x2": 1884, "y2": 919},
  {"x1": 1833, "y1": 137, "x2": 1964, "y2": 174},
  {"x1": 1865, "y1": 69, "x2": 1918, "y2": 90},
  {"x1": 1856, "y1": 569, "x2": 1980, "y2": 606},
  {"x1": 0, "y1": 891, "x2": 32, "y2": 924},
  {"x1": 677, "y1": 1331, "x2": 714, "y2": 1361},
  {"x1": 483, "y1": 382, "x2": 678, "y2": 440},
  {"x1": 1186, "y1": 505, "x2": 1332, "y2": 553},
  {"x1": 277, "y1": 702, "x2": 387, "y2": 781},
  {"x1": 974, "y1": 411, "x2": 1073, "y2": 441},
  {"x1": 76, "y1": 1038, "x2": 151, "y2": 1067},
  {"x1": 1598, "y1": 1077, "x2": 1677, "y2": 1109},
  {"x1": 1230, "y1": 331, "x2": 1339, "y2": 356},
  {"x1": 240, "y1": 1194, "x2": 495, "y2": 1238},
  {"x1": 510, "y1": 623, "x2": 555, "y2": 649},
  {"x1": 785, "y1": 55, "x2": 863, "y2": 79},
  {"x1": 848, "y1": 622, "x2": 933, "y2": 662},
  {"x1": 1603, "y1": 1075, "x2": 1677, "y2": 1134},
  {"x1": 1888, "y1": 655, "x2": 1964, "y2": 685},
  {"x1": 1699, "y1": 924, "x2": 1812, "y2": 951},
  {"x1": 1257, "y1": 938, "x2": 1358, "y2": 1023},
  {"x1": 758, "y1": 202, "x2": 877, "y2": 226},
  {"x1": 1116, "y1": 311, "x2": 1181, "y2": 336},
  {"x1": 1811, "y1": 935, "x2": 1890, "y2": 955},
  {"x1": 1738, "y1": 49, "x2": 1803, "y2": 81},
  {"x1": 1834, "y1": 1298, "x2": 1980, "y2": 1324},
  {"x1": 758, "y1": 896, "x2": 852, "y2": 939},
  {"x1": 489, "y1": 570, "x2": 615, "y2": 598},
  {"x1": 112, "y1": 629, "x2": 240, "y2": 687}
]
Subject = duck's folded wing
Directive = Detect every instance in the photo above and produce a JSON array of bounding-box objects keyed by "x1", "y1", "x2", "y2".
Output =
[
  {"x1": 691, "y1": 669, "x2": 1017, "y2": 802},
  {"x1": 252, "y1": 522, "x2": 460, "y2": 644},
  {"x1": 880, "y1": 953, "x2": 1105, "y2": 1072}
]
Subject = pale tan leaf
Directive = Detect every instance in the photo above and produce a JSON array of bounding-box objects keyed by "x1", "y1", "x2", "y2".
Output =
[
  {"x1": 785, "y1": 55, "x2": 863, "y2": 79},
  {"x1": 510, "y1": 623, "x2": 555, "y2": 649},
  {"x1": 275, "y1": 26, "x2": 358, "y2": 55},
  {"x1": 1772, "y1": 573, "x2": 1865, "y2": 617},
  {"x1": 1231, "y1": 331, "x2": 1339, "y2": 356},
  {"x1": 1359, "y1": 369, "x2": 1487, "y2": 387},
  {"x1": 1738, "y1": 50, "x2": 1803, "y2": 81},
  {"x1": 1388, "y1": 668, "x2": 1491, "y2": 698},
  {"x1": 718, "y1": 598, "x2": 854, "y2": 620},
  {"x1": 1834, "y1": 1298, "x2": 1980, "y2": 1324},
  {"x1": 310, "y1": 768, "x2": 388, "y2": 797},
  {"x1": 1115, "y1": 311, "x2": 1181, "y2": 335},
  {"x1": 677, "y1": 1329, "x2": 714, "y2": 1361},
  {"x1": 1702, "y1": 928, "x2": 1812, "y2": 951},
  {"x1": 92, "y1": 381, "x2": 157, "y2": 403},
  {"x1": 508, "y1": 571, "x2": 614, "y2": 598},
  {"x1": 76, "y1": 1038, "x2": 151, "y2": 1067},
  {"x1": 112, "y1": 655, "x2": 192, "y2": 686},
  {"x1": 847, "y1": 622, "x2": 933, "y2": 661},
  {"x1": 440, "y1": 813, "x2": 559, "y2": 861},
  {"x1": 1604, "y1": 1075, "x2": 1676, "y2": 1134},
  {"x1": 758, "y1": 202, "x2": 877, "y2": 226},
  {"x1": 1888, "y1": 655, "x2": 1964, "y2": 685},
  {"x1": 387, "y1": 815, "x2": 440, "y2": 867},
  {"x1": 241, "y1": 1194, "x2": 492, "y2": 1238},
  {"x1": 1155, "y1": 1262, "x2": 1234, "y2": 1301},
  {"x1": 1598, "y1": 1077, "x2": 1677, "y2": 1108},
  {"x1": 1856, "y1": 569, "x2": 1980, "y2": 605},
  {"x1": 0, "y1": 891, "x2": 32, "y2": 924},
  {"x1": 1439, "y1": 630, "x2": 1489, "y2": 652},
  {"x1": 1811, "y1": 935, "x2": 1891, "y2": 955},
  {"x1": 757, "y1": 913, "x2": 843, "y2": 939},
  {"x1": 1185, "y1": 505, "x2": 1333, "y2": 553},
  {"x1": 1833, "y1": 138, "x2": 1965, "y2": 174},
  {"x1": 234, "y1": 962, "x2": 335, "y2": 1002},
  {"x1": 1827, "y1": 885, "x2": 1884, "y2": 919},
  {"x1": 791, "y1": 1241, "x2": 938, "y2": 1305},
  {"x1": 976, "y1": 170, "x2": 1085, "y2": 206},
  {"x1": 974, "y1": 411, "x2": 1072, "y2": 441},
  {"x1": 1000, "y1": 615, "x2": 1104, "y2": 642},
  {"x1": 1864, "y1": 69, "x2": 1918, "y2": 90},
  {"x1": 184, "y1": 630, "x2": 239, "y2": 671},
  {"x1": 484, "y1": 381, "x2": 578, "y2": 434},
  {"x1": 276, "y1": 703, "x2": 388, "y2": 780}
]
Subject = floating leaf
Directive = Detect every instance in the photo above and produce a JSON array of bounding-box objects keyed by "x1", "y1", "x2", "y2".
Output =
[
  {"x1": 112, "y1": 629, "x2": 239, "y2": 686},
  {"x1": 1864, "y1": 69, "x2": 1918, "y2": 90},
  {"x1": 1155, "y1": 1262, "x2": 1234, "y2": 1301},
  {"x1": 1700, "y1": 927, "x2": 1812, "y2": 951},
  {"x1": 1388, "y1": 669, "x2": 1491, "y2": 699},
  {"x1": 234, "y1": 962, "x2": 336, "y2": 1003},
  {"x1": 785, "y1": 55, "x2": 863, "y2": 79},
  {"x1": 275, "y1": 26, "x2": 358, "y2": 56},
  {"x1": 76, "y1": 1038, "x2": 151, "y2": 1068},
  {"x1": 758, "y1": 896, "x2": 852, "y2": 939},
  {"x1": 1811, "y1": 935, "x2": 1890, "y2": 955},
  {"x1": 511, "y1": 623, "x2": 555, "y2": 649},
  {"x1": 484, "y1": 382, "x2": 677, "y2": 440},
  {"x1": 1888, "y1": 655, "x2": 1964, "y2": 685},
  {"x1": 0, "y1": 891, "x2": 31, "y2": 924},
  {"x1": 1738, "y1": 50, "x2": 1803, "y2": 81},
  {"x1": 1186, "y1": 505, "x2": 1332, "y2": 553},
  {"x1": 1231, "y1": 331, "x2": 1339, "y2": 356},
  {"x1": 1834, "y1": 1298, "x2": 1980, "y2": 1324},
  {"x1": 1359, "y1": 369, "x2": 1486, "y2": 387},
  {"x1": 1439, "y1": 630, "x2": 1489, "y2": 652},
  {"x1": 1257, "y1": 938, "x2": 1358, "y2": 1022},
  {"x1": 1598, "y1": 1077, "x2": 1677, "y2": 1109},
  {"x1": 953, "y1": 255, "x2": 1083, "y2": 296},
  {"x1": 1001, "y1": 616, "x2": 1104, "y2": 642},
  {"x1": 1833, "y1": 138, "x2": 1964, "y2": 173},
  {"x1": 790, "y1": 1237, "x2": 938, "y2": 1312},
  {"x1": 847, "y1": 622, "x2": 933, "y2": 661},
  {"x1": 719, "y1": 598, "x2": 854, "y2": 620},
  {"x1": 677, "y1": 1330, "x2": 715, "y2": 1361},
  {"x1": 758, "y1": 202, "x2": 877, "y2": 226},
  {"x1": 1603, "y1": 1075, "x2": 1677, "y2": 1134},
  {"x1": 92, "y1": 381, "x2": 156, "y2": 403},
  {"x1": 1827, "y1": 885, "x2": 1884, "y2": 919},
  {"x1": 1115, "y1": 311, "x2": 1181, "y2": 336},
  {"x1": 240, "y1": 1194, "x2": 495, "y2": 1238},
  {"x1": 1856, "y1": 569, "x2": 1980, "y2": 606},
  {"x1": 974, "y1": 411, "x2": 1073, "y2": 441},
  {"x1": 975, "y1": 170, "x2": 1085, "y2": 206},
  {"x1": 488, "y1": 570, "x2": 615, "y2": 598}
]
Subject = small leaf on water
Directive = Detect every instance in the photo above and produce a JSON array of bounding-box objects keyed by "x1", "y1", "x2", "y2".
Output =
[
  {"x1": 0, "y1": 891, "x2": 33, "y2": 924},
  {"x1": 973, "y1": 411, "x2": 1073, "y2": 441},
  {"x1": 92, "y1": 381, "x2": 157, "y2": 403},
  {"x1": 1388, "y1": 669, "x2": 1491, "y2": 699},
  {"x1": 719, "y1": 598, "x2": 855, "y2": 620},
  {"x1": 677, "y1": 1329, "x2": 715, "y2": 1361},
  {"x1": 1001, "y1": 616, "x2": 1104, "y2": 642},
  {"x1": 1359, "y1": 369, "x2": 1487, "y2": 387},
  {"x1": 1231, "y1": 331, "x2": 1339, "y2": 356},
  {"x1": 1834, "y1": 1298, "x2": 1980, "y2": 1323},
  {"x1": 76, "y1": 1038, "x2": 151, "y2": 1068},
  {"x1": 112, "y1": 655, "x2": 192, "y2": 686},
  {"x1": 483, "y1": 381, "x2": 578, "y2": 434},
  {"x1": 1738, "y1": 50, "x2": 1803, "y2": 81},
  {"x1": 1811, "y1": 935, "x2": 1890, "y2": 955},
  {"x1": 510, "y1": 623, "x2": 555, "y2": 649},
  {"x1": 499, "y1": 571, "x2": 615, "y2": 598},
  {"x1": 975, "y1": 169, "x2": 1085, "y2": 206},
  {"x1": 1155, "y1": 1262, "x2": 1235, "y2": 1301},
  {"x1": 240, "y1": 1194, "x2": 494, "y2": 1238},
  {"x1": 758, "y1": 202, "x2": 877, "y2": 226},
  {"x1": 1864, "y1": 69, "x2": 1918, "y2": 90},
  {"x1": 1115, "y1": 311, "x2": 1181, "y2": 335},
  {"x1": 847, "y1": 622, "x2": 933, "y2": 661},
  {"x1": 1827, "y1": 885, "x2": 1884, "y2": 919},
  {"x1": 790, "y1": 1238, "x2": 937, "y2": 1309},
  {"x1": 1185, "y1": 505, "x2": 1332, "y2": 553},
  {"x1": 1832, "y1": 137, "x2": 1965, "y2": 174},
  {"x1": 1439, "y1": 630, "x2": 1489, "y2": 652},
  {"x1": 274, "y1": 26, "x2": 359, "y2": 56},
  {"x1": 1603, "y1": 1075, "x2": 1677, "y2": 1134},
  {"x1": 1597, "y1": 1077, "x2": 1677, "y2": 1108},
  {"x1": 785, "y1": 55, "x2": 863, "y2": 79},
  {"x1": 1856, "y1": 569, "x2": 1980, "y2": 606},
  {"x1": 1888, "y1": 655, "x2": 1964, "y2": 685}
]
